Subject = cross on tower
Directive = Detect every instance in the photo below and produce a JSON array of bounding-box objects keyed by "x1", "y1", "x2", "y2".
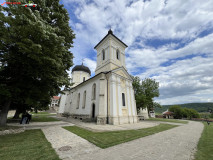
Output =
[{"x1": 82, "y1": 58, "x2": 85, "y2": 65}]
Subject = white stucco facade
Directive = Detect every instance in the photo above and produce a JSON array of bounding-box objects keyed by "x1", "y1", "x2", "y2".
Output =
[{"x1": 58, "y1": 30, "x2": 146, "y2": 125}]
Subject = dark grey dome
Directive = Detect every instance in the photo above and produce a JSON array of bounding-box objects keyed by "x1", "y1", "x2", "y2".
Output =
[{"x1": 72, "y1": 64, "x2": 91, "y2": 75}]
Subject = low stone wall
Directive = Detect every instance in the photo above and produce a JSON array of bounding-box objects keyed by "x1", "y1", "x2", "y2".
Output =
[{"x1": 0, "y1": 128, "x2": 25, "y2": 136}]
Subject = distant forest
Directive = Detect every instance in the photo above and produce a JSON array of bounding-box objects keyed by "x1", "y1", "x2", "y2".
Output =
[{"x1": 155, "y1": 102, "x2": 213, "y2": 113}]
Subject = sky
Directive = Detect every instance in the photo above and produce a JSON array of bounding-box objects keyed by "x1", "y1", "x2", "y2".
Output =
[
  {"x1": 1, "y1": 0, "x2": 213, "y2": 105},
  {"x1": 59, "y1": 0, "x2": 213, "y2": 105}
]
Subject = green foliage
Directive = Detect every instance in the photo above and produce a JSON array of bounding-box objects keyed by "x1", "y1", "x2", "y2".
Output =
[
  {"x1": 0, "y1": 130, "x2": 60, "y2": 160},
  {"x1": 132, "y1": 76, "x2": 160, "y2": 113},
  {"x1": 155, "y1": 103, "x2": 213, "y2": 113},
  {"x1": 64, "y1": 124, "x2": 177, "y2": 148},
  {"x1": 199, "y1": 112, "x2": 211, "y2": 119},
  {"x1": 169, "y1": 105, "x2": 200, "y2": 119},
  {"x1": 0, "y1": 0, "x2": 75, "y2": 125},
  {"x1": 169, "y1": 105, "x2": 183, "y2": 119}
]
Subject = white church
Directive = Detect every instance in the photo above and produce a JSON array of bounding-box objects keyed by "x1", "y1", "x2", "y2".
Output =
[{"x1": 58, "y1": 29, "x2": 148, "y2": 125}]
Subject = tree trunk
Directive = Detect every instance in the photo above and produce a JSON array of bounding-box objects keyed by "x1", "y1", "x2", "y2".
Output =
[
  {"x1": 13, "y1": 108, "x2": 21, "y2": 119},
  {"x1": 0, "y1": 100, "x2": 11, "y2": 126}
]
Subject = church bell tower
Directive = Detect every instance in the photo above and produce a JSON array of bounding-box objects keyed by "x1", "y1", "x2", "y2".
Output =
[{"x1": 94, "y1": 29, "x2": 128, "y2": 75}]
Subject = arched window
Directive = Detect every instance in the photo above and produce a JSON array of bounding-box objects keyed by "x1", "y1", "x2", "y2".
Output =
[
  {"x1": 92, "y1": 83, "x2": 96, "y2": 100},
  {"x1": 122, "y1": 93, "x2": 125, "y2": 106},
  {"x1": 77, "y1": 93, "x2": 80, "y2": 109},
  {"x1": 102, "y1": 49, "x2": 105, "y2": 60},
  {"x1": 82, "y1": 91, "x2": 86, "y2": 109},
  {"x1": 116, "y1": 49, "x2": 120, "y2": 60}
]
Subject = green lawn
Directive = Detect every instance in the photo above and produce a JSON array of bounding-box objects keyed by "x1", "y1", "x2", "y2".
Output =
[
  {"x1": 0, "y1": 130, "x2": 60, "y2": 160},
  {"x1": 194, "y1": 122, "x2": 213, "y2": 160},
  {"x1": 7, "y1": 115, "x2": 59, "y2": 123},
  {"x1": 64, "y1": 123, "x2": 177, "y2": 148},
  {"x1": 146, "y1": 118, "x2": 188, "y2": 124},
  {"x1": 31, "y1": 115, "x2": 59, "y2": 122}
]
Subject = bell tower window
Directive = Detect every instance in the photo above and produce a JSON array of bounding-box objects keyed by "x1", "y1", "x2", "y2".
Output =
[
  {"x1": 116, "y1": 49, "x2": 120, "y2": 60},
  {"x1": 102, "y1": 49, "x2": 105, "y2": 60},
  {"x1": 122, "y1": 93, "x2": 125, "y2": 106}
]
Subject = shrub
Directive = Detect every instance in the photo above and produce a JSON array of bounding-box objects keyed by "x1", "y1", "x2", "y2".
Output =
[
  {"x1": 169, "y1": 105, "x2": 183, "y2": 119},
  {"x1": 169, "y1": 106, "x2": 200, "y2": 119}
]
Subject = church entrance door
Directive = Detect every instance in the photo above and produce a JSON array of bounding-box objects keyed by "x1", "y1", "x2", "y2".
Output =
[{"x1": 92, "y1": 103, "x2": 95, "y2": 118}]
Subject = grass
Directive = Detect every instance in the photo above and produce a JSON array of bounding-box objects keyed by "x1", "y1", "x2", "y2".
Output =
[
  {"x1": 64, "y1": 123, "x2": 177, "y2": 148},
  {"x1": 30, "y1": 111, "x2": 50, "y2": 115},
  {"x1": 146, "y1": 118, "x2": 188, "y2": 124},
  {"x1": 0, "y1": 129, "x2": 60, "y2": 160},
  {"x1": 7, "y1": 115, "x2": 59, "y2": 123},
  {"x1": 194, "y1": 122, "x2": 213, "y2": 160},
  {"x1": 31, "y1": 115, "x2": 59, "y2": 122}
]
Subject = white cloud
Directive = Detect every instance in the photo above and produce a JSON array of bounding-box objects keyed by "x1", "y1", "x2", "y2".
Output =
[
  {"x1": 84, "y1": 58, "x2": 96, "y2": 74},
  {"x1": 62, "y1": 0, "x2": 213, "y2": 104}
]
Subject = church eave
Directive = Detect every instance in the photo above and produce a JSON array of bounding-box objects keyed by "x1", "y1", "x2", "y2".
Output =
[
  {"x1": 70, "y1": 71, "x2": 109, "y2": 90},
  {"x1": 94, "y1": 30, "x2": 128, "y2": 49}
]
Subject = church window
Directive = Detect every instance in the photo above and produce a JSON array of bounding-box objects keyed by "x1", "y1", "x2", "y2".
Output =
[
  {"x1": 102, "y1": 49, "x2": 105, "y2": 60},
  {"x1": 82, "y1": 91, "x2": 86, "y2": 108},
  {"x1": 92, "y1": 83, "x2": 96, "y2": 100},
  {"x1": 77, "y1": 93, "x2": 80, "y2": 109},
  {"x1": 83, "y1": 77, "x2": 85, "y2": 82},
  {"x1": 116, "y1": 49, "x2": 120, "y2": 60},
  {"x1": 122, "y1": 93, "x2": 125, "y2": 106}
]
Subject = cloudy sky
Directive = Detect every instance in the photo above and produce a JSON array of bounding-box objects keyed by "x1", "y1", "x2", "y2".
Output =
[
  {"x1": 58, "y1": 0, "x2": 213, "y2": 105},
  {"x1": 1, "y1": 0, "x2": 212, "y2": 105}
]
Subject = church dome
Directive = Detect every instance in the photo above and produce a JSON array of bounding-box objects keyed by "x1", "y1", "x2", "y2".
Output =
[{"x1": 72, "y1": 64, "x2": 91, "y2": 75}]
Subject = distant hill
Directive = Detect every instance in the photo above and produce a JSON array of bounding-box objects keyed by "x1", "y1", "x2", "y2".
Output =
[{"x1": 155, "y1": 102, "x2": 213, "y2": 113}]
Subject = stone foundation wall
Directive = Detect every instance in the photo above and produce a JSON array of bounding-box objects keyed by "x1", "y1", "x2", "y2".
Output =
[
  {"x1": 71, "y1": 114, "x2": 90, "y2": 120},
  {"x1": 97, "y1": 116, "x2": 107, "y2": 125},
  {"x1": 109, "y1": 116, "x2": 138, "y2": 125}
]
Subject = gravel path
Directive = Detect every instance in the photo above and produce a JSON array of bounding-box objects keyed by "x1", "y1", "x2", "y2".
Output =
[{"x1": 75, "y1": 121, "x2": 203, "y2": 160}]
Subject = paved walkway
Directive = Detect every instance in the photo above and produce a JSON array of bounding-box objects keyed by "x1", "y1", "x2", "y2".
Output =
[
  {"x1": 75, "y1": 121, "x2": 203, "y2": 160},
  {"x1": 42, "y1": 126, "x2": 100, "y2": 160},
  {"x1": 8, "y1": 119, "x2": 203, "y2": 160},
  {"x1": 39, "y1": 120, "x2": 203, "y2": 160}
]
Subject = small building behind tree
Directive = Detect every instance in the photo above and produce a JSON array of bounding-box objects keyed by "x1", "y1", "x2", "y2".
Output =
[
  {"x1": 50, "y1": 96, "x2": 60, "y2": 112},
  {"x1": 163, "y1": 110, "x2": 174, "y2": 119}
]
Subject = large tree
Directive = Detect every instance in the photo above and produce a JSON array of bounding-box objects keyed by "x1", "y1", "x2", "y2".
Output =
[
  {"x1": 132, "y1": 76, "x2": 160, "y2": 113},
  {"x1": 0, "y1": 0, "x2": 75, "y2": 125}
]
